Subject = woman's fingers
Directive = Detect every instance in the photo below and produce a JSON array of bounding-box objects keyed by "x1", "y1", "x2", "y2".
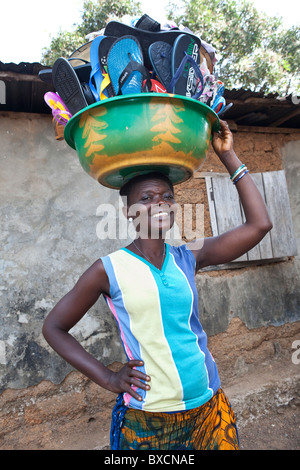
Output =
[
  {"x1": 127, "y1": 382, "x2": 151, "y2": 401},
  {"x1": 127, "y1": 360, "x2": 151, "y2": 382},
  {"x1": 127, "y1": 359, "x2": 144, "y2": 367},
  {"x1": 124, "y1": 360, "x2": 151, "y2": 400},
  {"x1": 129, "y1": 377, "x2": 151, "y2": 390}
]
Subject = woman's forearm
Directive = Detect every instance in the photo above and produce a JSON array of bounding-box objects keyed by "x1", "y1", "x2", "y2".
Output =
[
  {"x1": 43, "y1": 323, "x2": 113, "y2": 389},
  {"x1": 43, "y1": 322, "x2": 151, "y2": 400}
]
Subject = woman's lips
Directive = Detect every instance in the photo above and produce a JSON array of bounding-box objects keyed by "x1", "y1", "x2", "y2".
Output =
[{"x1": 151, "y1": 211, "x2": 169, "y2": 219}]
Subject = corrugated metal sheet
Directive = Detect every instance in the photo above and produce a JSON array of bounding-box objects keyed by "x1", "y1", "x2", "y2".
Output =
[
  {"x1": 0, "y1": 61, "x2": 299, "y2": 129},
  {"x1": 223, "y1": 88, "x2": 300, "y2": 128}
]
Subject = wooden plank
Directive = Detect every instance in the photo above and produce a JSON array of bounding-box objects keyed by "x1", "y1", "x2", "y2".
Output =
[
  {"x1": 269, "y1": 108, "x2": 300, "y2": 127},
  {"x1": 200, "y1": 257, "x2": 288, "y2": 272},
  {"x1": 205, "y1": 171, "x2": 297, "y2": 268},
  {"x1": 229, "y1": 126, "x2": 300, "y2": 135},
  {"x1": 250, "y1": 173, "x2": 274, "y2": 259},
  {"x1": 211, "y1": 174, "x2": 243, "y2": 232},
  {"x1": 205, "y1": 177, "x2": 218, "y2": 236},
  {"x1": 229, "y1": 97, "x2": 293, "y2": 108},
  {"x1": 209, "y1": 174, "x2": 247, "y2": 261},
  {"x1": 238, "y1": 173, "x2": 273, "y2": 260},
  {"x1": 263, "y1": 171, "x2": 298, "y2": 258},
  {"x1": 0, "y1": 71, "x2": 43, "y2": 83}
]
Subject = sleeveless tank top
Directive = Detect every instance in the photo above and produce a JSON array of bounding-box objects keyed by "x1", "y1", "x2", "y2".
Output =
[{"x1": 101, "y1": 243, "x2": 220, "y2": 412}]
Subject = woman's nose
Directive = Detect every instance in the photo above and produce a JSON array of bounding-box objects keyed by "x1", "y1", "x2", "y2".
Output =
[{"x1": 153, "y1": 194, "x2": 166, "y2": 205}]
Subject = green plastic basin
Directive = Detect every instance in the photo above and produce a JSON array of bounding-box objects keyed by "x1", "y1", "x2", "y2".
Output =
[{"x1": 64, "y1": 93, "x2": 220, "y2": 189}]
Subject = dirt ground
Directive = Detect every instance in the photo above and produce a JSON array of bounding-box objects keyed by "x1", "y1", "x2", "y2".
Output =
[
  {"x1": 7, "y1": 402, "x2": 297, "y2": 451},
  {"x1": 239, "y1": 406, "x2": 299, "y2": 450},
  {"x1": 3, "y1": 389, "x2": 299, "y2": 451},
  {"x1": 1, "y1": 359, "x2": 299, "y2": 451}
]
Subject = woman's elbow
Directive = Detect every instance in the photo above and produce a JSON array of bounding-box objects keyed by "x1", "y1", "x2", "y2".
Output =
[
  {"x1": 247, "y1": 216, "x2": 273, "y2": 243},
  {"x1": 257, "y1": 217, "x2": 273, "y2": 238},
  {"x1": 42, "y1": 317, "x2": 51, "y2": 342},
  {"x1": 262, "y1": 215, "x2": 273, "y2": 233},
  {"x1": 42, "y1": 315, "x2": 58, "y2": 343}
]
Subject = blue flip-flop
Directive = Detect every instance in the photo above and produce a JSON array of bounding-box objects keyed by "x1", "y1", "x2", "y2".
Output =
[
  {"x1": 169, "y1": 34, "x2": 203, "y2": 99},
  {"x1": 149, "y1": 41, "x2": 173, "y2": 91},
  {"x1": 107, "y1": 35, "x2": 151, "y2": 95},
  {"x1": 210, "y1": 81, "x2": 225, "y2": 108},
  {"x1": 89, "y1": 35, "x2": 109, "y2": 101},
  {"x1": 211, "y1": 96, "x2": 226, "y2": 114}
]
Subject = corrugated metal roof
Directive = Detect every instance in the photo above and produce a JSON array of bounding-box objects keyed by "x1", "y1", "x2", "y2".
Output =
[
  {"x1": 0, "y1": 62, "x2": 54, "y2": 114},
  {"x1": 223, "y1": 88, "x2": 300, "y2": 128},
  {"x1": 0, "y1": 61, "x2": 299, "y2": 129}
]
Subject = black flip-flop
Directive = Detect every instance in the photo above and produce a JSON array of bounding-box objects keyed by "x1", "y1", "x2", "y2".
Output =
[
  {"x1": 98, "y1": 36, "x2": 117, "y2": 97},
  {"x1": 52, "y1": 57, "x2": 88, "y2": 115},
  {"x1": 104, "y1": 21, "x2": 201, "y2": 70},
  {"x1": 81, "y1": 82, "x2": 96, "y2": 105},
  {"x1": 39, "y1": 60, "x2": 91, "y2": 86},
  {"x1": 169, "y1": 34, "x2": 203, "y2": 99},
  {"x1": 68, "y1": 42, "x2": 91, "y2": 66},
  {"x1": 135, "y1": 13, "x2": 161, "y2": 32}
]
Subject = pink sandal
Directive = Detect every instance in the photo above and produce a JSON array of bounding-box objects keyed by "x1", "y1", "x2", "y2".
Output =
[{"x1": 44, "y1": 92, "x2": 72, "y2": 125}]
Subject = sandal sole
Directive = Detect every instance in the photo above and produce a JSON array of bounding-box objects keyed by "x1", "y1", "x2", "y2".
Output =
[
  {"x1": 52, "y1": 58, "x2": 88, "y2": 115},
  {"x1": 107, "y1": 36, "x2": 144, "y2": 95}
]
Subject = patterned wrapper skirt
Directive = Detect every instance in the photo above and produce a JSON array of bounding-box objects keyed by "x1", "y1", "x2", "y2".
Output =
[{"x1": 110, "y1": 388, "x2": 239, "y2": 450}]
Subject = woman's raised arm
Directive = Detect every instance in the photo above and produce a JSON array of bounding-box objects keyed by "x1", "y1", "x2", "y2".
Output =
[{"x1": 190, "y1": 120, "x2": 273, "y2": 270}]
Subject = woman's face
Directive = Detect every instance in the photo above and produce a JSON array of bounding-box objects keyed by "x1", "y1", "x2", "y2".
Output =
[{"x1": 126, "y1": 178, "x2": 178, "y2": 239}]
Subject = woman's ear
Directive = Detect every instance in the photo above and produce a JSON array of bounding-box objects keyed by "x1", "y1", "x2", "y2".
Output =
[
  {"x1": 122, "y1": 205, "x2": 129, "y2": 220},
  {"x1": 122, "y1": 205, "x2": 133, "y2": 222}
]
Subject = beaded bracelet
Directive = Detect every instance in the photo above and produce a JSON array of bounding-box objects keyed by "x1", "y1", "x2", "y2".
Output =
[
  {"x1": 233, "y1": 169, "x2": 249, "y2": 185},
  {"x1": 232, "y1": 166, "x2": 247, "y2": 182},
  {"x1": 230, "y1": 164, "x2": 245, "y2": 181}
]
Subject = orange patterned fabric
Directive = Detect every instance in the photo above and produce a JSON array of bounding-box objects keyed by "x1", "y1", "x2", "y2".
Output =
[{"x1": 119, "y1": 389, "x2": 239, "y2": 450}]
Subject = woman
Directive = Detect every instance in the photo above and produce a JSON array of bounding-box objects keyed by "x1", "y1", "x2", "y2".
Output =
[{"x1": 42, "y1": 121, "x2": 272, "y2": 450}]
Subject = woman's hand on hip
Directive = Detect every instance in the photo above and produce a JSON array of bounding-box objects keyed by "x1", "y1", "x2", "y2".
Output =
[{"x1": 107, "y1": 360, "x2": 151, "y2": 401}]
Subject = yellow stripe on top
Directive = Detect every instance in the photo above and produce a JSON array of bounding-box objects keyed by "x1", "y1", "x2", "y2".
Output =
[{"x1": 110, "y1": 250, "x2": 184, "y2": 411}]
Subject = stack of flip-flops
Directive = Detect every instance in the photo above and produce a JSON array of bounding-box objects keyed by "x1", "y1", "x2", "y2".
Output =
[{"x1": 41, "y1": 14, "x2": 231, "y2": 127}]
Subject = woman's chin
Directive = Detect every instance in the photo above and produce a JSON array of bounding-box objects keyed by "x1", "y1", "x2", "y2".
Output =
[{"x1": 149, "y1": 217, "x2": 174, "y2": 237}]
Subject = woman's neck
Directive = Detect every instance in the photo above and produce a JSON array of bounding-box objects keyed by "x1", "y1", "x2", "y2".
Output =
[{"x1": 130, "y1": 238, "x2": 166, "y2": 269}]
